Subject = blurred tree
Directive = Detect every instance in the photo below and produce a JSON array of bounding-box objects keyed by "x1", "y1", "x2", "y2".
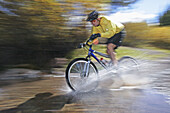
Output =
[
  {"x1": 159, "y1": 6, "x2": 170, "y2": 26},
  {"x1": 0, "y1": 0, "x2": 139, "y2": 70}
]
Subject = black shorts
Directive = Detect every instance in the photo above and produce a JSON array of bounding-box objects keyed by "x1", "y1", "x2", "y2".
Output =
[{"x1": 106, "y1": 30, "x2": 125, "y2": 49}]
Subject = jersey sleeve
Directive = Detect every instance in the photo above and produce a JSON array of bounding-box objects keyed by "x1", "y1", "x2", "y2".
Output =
[
  {"x1": 92, "y1": 26, "x2": 100, "y2": 34},
  {"x1": 100, "y1": 19, "x2": 116, "y2": 38}
]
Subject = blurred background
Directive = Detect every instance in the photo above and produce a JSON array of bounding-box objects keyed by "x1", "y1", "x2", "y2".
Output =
[{"x1": 0, "y1": 0, "x2": 169, "y2": 71}]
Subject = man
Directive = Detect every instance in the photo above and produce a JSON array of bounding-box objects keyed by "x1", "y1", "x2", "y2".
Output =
[{"x1": 86, "y1": 10, "x2": 125, "y2": 67}]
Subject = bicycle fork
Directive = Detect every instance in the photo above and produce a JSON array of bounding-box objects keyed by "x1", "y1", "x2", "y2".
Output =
[{"x1": 83, "y1": 60, "x2": 90, "y2": 78}]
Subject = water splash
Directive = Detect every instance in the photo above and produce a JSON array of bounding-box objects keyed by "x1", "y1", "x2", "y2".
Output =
[{"x1": 97, "y1": 60, "x2": 152, "y2": 90}]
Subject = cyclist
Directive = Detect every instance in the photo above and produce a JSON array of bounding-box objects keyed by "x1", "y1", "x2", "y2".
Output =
[{"x1": 86, "y1": 10, "x2": 125, "y2": 67}]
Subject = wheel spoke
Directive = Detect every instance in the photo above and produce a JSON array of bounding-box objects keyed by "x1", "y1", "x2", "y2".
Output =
[{"x1": 71, "y1": 67, "x2": 80, "y2": 73}]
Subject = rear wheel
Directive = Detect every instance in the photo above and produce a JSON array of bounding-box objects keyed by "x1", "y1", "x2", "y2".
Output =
[
  {"x1": 118, "y1": 56, "x2": 139, "y2": 74},
  {"x1": 65, "y1": 58, "x2": 98, "y2": 92}
]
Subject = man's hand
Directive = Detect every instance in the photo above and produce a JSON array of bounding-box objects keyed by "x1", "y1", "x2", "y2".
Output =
[{"x1": 89, "y1": 33, "x2": 101, "y2": 40}]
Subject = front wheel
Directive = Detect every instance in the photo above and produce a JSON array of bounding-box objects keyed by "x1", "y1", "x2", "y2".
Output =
[{"x1": 65, "y1": 58, "x2": 98, "y2": 92}]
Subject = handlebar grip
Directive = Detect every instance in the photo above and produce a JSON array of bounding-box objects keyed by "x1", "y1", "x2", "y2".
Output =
[{"x1": 78, "y1": 43, "x2": 86, "y2": 48}]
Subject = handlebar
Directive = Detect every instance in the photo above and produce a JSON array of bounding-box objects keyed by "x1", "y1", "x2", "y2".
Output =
[{"x1": 78, "y1": 39, "x2": 93, "y2": 48}]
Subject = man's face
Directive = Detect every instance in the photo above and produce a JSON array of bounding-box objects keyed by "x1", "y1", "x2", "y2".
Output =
[{"x1": 91, "y1": 19, "x2": 99, "y2": 27}]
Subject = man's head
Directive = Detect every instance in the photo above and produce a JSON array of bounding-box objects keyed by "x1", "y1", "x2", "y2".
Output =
[{"x1": 86, "y1": 10, "x2": 100, "y2": 27}]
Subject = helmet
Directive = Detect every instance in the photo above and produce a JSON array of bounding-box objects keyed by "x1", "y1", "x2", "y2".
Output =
[{"x1": 86, "y1": 10, "x2": 99, "y2": 21}]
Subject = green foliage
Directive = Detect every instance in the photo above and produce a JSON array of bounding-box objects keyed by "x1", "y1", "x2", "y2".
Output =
[
  {"x1": 159, "y1": 6, "x2": 170, "y2": 26},
  {"x1": 0, "y1": 0, "x2": 87, "y2": 69},
  {"x1": 124, "y1": 22, "x2": 170, "y2": 49},
  {"x1": 123, "y1": 22, "x2": 149, "y2": 47}
]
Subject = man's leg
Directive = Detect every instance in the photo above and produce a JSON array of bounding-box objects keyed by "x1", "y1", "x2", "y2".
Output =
[{"x1": 107, "y1": 43, "x2": 117, "y2": 65}]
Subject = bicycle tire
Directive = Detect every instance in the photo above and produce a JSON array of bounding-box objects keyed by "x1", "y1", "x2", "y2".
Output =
[
  {"x1": 65, "y1": 58, "x2": 98, "y2": 92},
  {"x1": 118, "y1": 56, "x2": 139, "y2": 74}
]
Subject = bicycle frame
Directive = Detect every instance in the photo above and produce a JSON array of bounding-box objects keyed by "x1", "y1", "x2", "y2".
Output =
[{"x1": 86, "y1": 45, "x2": 110, "y2": 70}]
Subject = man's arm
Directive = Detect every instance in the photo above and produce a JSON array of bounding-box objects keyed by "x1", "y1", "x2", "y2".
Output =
[
  {"x1": 100, "y1": 20, "x2": 116, "y2": 38},
  {"x1": 92, "y1": 26, "x2": 100, "y2": 34}
]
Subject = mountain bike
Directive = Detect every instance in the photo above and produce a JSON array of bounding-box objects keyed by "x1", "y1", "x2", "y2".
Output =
[{"x1": 65, "y1": 39, "x2": 139, "y2": 92}]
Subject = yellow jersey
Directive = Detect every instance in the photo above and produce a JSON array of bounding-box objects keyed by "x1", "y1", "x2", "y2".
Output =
[{"x1": 92, "y1": 17, "x2": 124, "y2": 38}]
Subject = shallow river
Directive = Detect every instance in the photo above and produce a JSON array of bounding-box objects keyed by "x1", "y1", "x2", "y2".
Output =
[{"x1": 0, "y1": 59, "x2": 170, "y2": 113}]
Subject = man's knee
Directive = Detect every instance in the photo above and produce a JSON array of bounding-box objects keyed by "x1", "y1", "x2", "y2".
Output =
[{"x1": 107, "y1": 43, "x2": 116, "y2": 50}]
